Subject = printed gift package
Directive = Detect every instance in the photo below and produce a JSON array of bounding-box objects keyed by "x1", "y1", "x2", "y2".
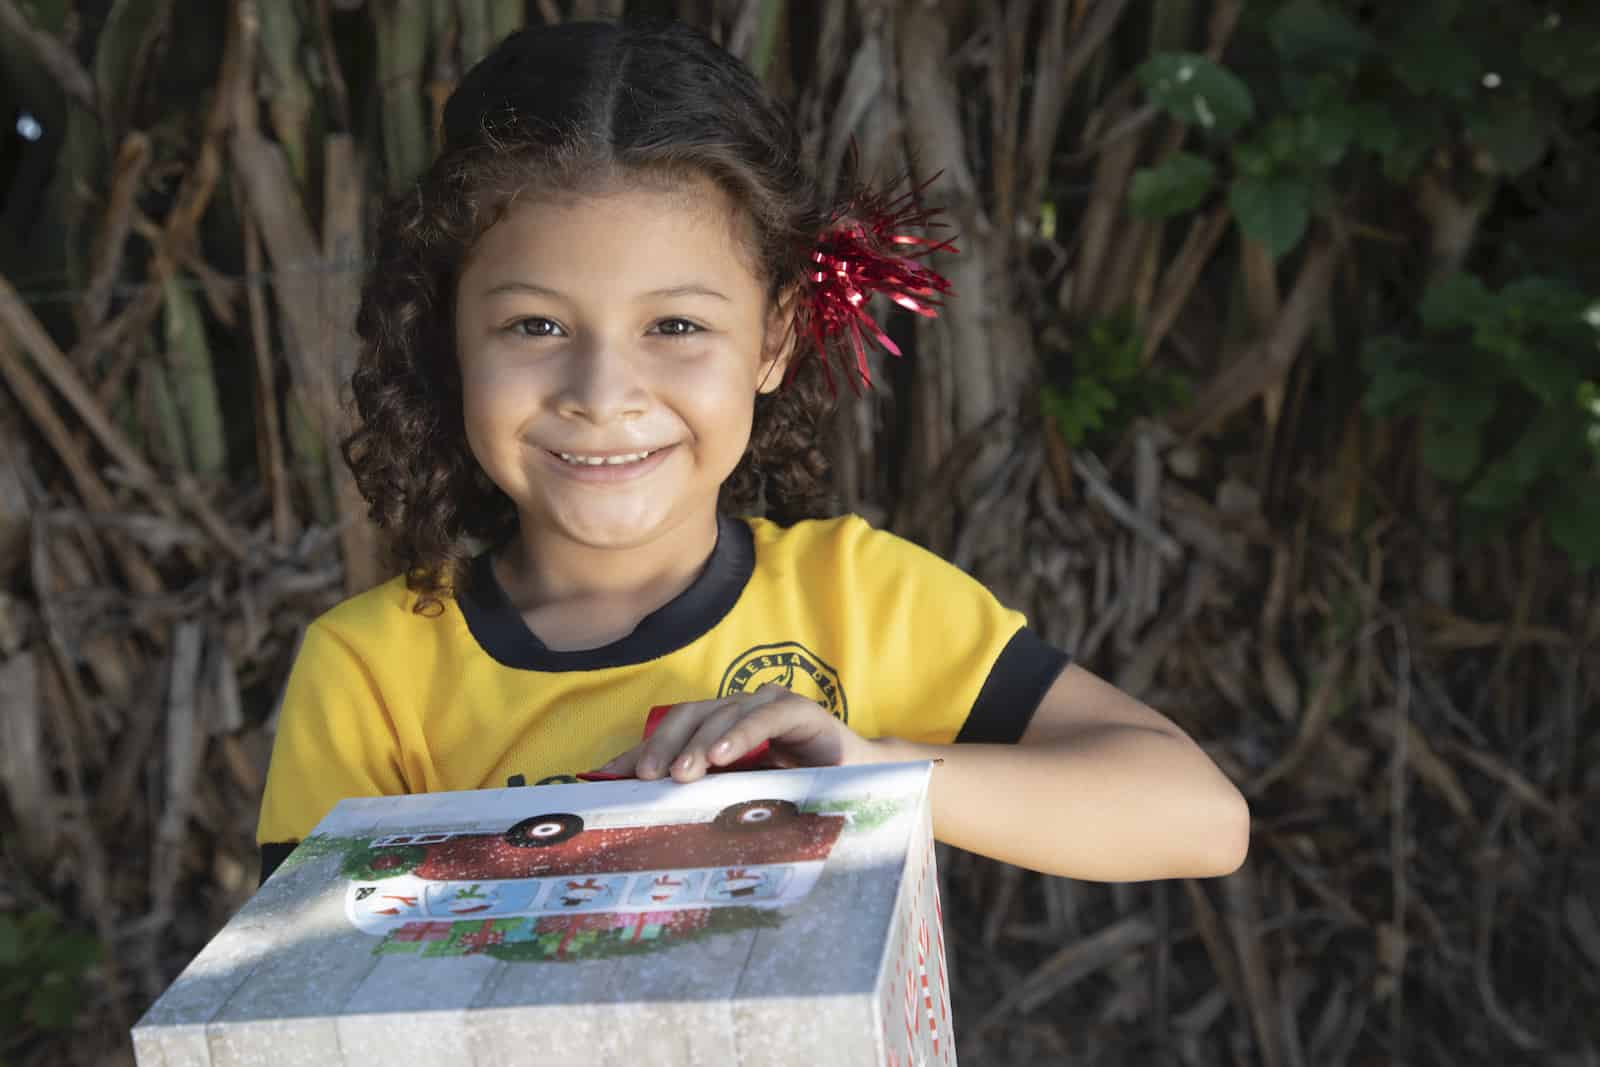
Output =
[{"x1": 132, "y1": 762, "x2": 955, "y2": 1066}]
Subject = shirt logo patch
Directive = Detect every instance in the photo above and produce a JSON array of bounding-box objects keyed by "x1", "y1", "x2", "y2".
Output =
[{"x1": 719, "y1": 642, "x2": 848, "y2": 724}]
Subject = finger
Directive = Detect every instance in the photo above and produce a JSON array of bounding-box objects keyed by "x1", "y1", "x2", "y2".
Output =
[
  {"x1": 669, "y1": 702, "x2": 757, "y2": 782},
  {"x1": 635, "y1": 698, "x2": 739, "y2": 779},
  {"x1": 675, "y1": 687, "x2": 793, "y2": 775},
  {"x1": 631, "y1": 700, "x2": 707, "y2": 779},
  {"x1": 710, "y1": 699, "x2": 836, "y2": 768},
  {"x1": 639, "y1": 687, "x2": 798, "y2": 779},
  {"x1": 590, "y1": 742, "x2": 645, "y2": 777}
]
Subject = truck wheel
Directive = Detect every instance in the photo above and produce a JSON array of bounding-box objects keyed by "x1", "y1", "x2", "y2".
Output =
[
  {"x1": 713, "y1": 799, "x2": 799, "y2": 831},
  {"x1": 505, "y1": 812, "x2": 583, "y2": 847}
]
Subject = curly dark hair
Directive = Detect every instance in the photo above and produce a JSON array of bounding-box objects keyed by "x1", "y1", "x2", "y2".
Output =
[{"x1": 344, "y1": 18, "x2": 886, "y2": 609}]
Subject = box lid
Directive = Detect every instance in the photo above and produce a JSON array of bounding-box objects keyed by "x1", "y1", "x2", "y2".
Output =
[{"x1": 135, "y1": 761, "x2": 935, "y2": 1041}]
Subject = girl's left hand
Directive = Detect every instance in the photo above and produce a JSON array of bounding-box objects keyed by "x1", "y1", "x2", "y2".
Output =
[{"x1": 590, "y1": 684, "x2": 877, "y2": 783}]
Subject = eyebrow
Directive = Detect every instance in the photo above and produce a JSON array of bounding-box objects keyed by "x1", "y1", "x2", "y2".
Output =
[{"x1": 482, "y1": 281, "x2": 731, "y2": 302}]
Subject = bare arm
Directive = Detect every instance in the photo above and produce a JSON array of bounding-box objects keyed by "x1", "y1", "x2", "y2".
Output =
[
  {"x1": 864, "y1": 664, "x2": 1251, "y2": 881},
  {"x1": 599, "y1": 664, "x2": 1250, "y2": 882}
]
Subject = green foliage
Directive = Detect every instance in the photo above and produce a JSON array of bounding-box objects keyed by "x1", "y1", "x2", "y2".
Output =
[
  {"x1": 1228, "y1": 173, "x2": 1312, "y2": 258},
  {"x1": 1364, "y1": 274, "x2": 1600, "y2": 565},
  {"x1": 1138, "y1": 3, "x2": 1591, "y2": 257},
  {"x1": 1268, "y1": 0, "x2": 1373, "y2": 71},
  {"x1": 1127, "y1": 1, "x2": 1600, "y2": 566},
  {"x1": 1137, "y1": 54, "x2": 1256, "y2": 135},
  {"x1": 163, "y1": 275, "x2": 228, "y2": 478},
  {"x1": 0, "y1": 911, "x2": 101, "y2": 1038},
  {"x1": 1521, "y1": 12, "x2": 1600, "y2": 96},
  {"x1": 1041, "y1": 315, "x2": 1190, "y2": 449},
  {"x1": 1130, "y1": 153, "x2": 1217, "y2": 219}
]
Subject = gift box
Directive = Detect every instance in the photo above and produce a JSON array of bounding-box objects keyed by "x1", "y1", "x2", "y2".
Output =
[{"x1": 132, "y1": 761, "x2": 955, "y2": 1066}]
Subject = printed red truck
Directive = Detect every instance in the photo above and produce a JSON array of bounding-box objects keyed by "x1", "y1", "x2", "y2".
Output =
[{"x1": 346, "y1": 797, "x2": 848, "y2": 933}]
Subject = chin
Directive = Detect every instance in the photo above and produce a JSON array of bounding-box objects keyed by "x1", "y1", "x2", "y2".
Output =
[{"x1": 541, "y1": 506, "x2": 688, "y2": 550}]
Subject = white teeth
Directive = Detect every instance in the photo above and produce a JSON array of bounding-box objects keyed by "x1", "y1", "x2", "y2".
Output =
[{"x1": 556, "y1": 449, "x2": 658, "y2": 466}]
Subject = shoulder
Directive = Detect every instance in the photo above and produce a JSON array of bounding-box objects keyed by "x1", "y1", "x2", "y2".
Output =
[
  {"x1": 742, "y1": 513, "x2": 1001, "y2": 615},
  {"x1": 744, "y1": 513, "x2": 949, "y2": 572},
  {"x1": 305, "y1": 573, "x2": 460, "y2": 656}
]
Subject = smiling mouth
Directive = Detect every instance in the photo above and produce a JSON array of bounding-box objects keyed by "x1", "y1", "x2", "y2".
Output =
[{"x1": 550, "y1": 447, "x2": 667, "y2": 467}]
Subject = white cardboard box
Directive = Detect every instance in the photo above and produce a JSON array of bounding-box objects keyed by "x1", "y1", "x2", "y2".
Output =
[{"x1": 132, "y1": 762, "x2": 955, "y2": 1066}]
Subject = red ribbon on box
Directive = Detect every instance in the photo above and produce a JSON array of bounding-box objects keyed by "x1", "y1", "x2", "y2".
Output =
[{"x1": 577, "y1": 705, "x2": 771, "y2": 781}]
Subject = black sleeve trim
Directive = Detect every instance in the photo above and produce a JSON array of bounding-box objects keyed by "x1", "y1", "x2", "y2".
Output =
[
  {"x1": 259, "y1": 842, "x2": 297, "y2": 887},
  {"x1": 956, "y1": 627, "x2": 1072, "y2": 744}
]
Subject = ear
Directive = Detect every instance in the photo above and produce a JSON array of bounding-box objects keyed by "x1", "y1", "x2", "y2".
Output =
[{"x1": 755, "y1": 285, "x2": 803, "y2": 395}]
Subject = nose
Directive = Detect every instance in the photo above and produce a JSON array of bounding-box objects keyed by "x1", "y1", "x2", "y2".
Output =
[{"x1": 554, "y1": 338, "x2": 648, "y2": 423}]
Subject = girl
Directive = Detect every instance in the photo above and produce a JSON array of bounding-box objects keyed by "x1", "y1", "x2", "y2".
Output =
[{"x1": 256, "y1": 18, "x2": 1249, "y2": 885}]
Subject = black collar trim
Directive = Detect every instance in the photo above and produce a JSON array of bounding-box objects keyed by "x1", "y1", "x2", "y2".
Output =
[{"x1": 457, "y1": 515, "x2": 755, "y2": 671}]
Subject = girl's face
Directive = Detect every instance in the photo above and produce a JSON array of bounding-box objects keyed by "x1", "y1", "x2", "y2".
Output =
[{"x1": 453, "y1": 177, "x2": 790, "y2": 556}]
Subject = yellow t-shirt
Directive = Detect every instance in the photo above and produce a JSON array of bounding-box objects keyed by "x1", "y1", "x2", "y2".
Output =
[{"x1": 257, "y1": 514, "x2": 1068, "y2": 854}]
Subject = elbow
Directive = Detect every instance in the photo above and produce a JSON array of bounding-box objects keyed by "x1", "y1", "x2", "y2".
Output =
[
  {"x1": 1184, "y1": 783, "x2": 1254, "y2": 876},
  {"x1": 1194, "y1": 788, "x2": 1252, "y2": 878},
  {"x1": 1159, "y1": 735, "x2": 1253, "y2": 878}
]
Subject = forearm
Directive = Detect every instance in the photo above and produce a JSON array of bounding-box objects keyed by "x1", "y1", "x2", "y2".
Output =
[{"x1": 865, "y1": 725, "x2": 1250, "y2": 882}]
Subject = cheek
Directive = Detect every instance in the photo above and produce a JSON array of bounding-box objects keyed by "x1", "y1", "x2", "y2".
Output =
[
  {"x1": 679, "y1": 359, "x2": 757, "y2": 422},
  {"x1": 460, "y1": 356, "x2": 523, "y2": 423},
  {"x1": 458, "y1": 363, "x2": 524, "y2": 471},
  {"x1": 706, "y1": 383, "x2": 759, "y2": 466}
]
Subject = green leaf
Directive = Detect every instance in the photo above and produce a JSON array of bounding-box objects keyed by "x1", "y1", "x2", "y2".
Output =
[
  {"x1": 1420, "y1": 273, "x2": 1492, "y2": 332},
  {"x1": 163, "y1": 275, "x2": 228, "y2": 478},
  {"x1": 1467, "y1": 103, "x2": 1551, "y2": 176},
  {"x1": 1232, "y1": 138, "x2": 1275, "y2": 180},
  {"x1": 1297, "y1": 106, "x2": 1355, "y2": 167},
  {"x1": 1550, "y1": 482, "x2": 1600, "y2": 568},
  {"x1": 1422, "y1": 419, "x2": 1482, "y2": 483},
  {"x1": 1504, "y1": 341, "x2": 1584, "y2": 408},
  {"x1": 1229, "y1": 175, "x2": 1312, "y2": 259},
  {"x1": 1463, "y1": 416, "x2": 1572, "y2": 514},
  {"x1": 1042, "y1": 381, "x2": 1117, "y2": 448},
  {"x1": 1433, "y1": 382, "x2": 1499, "y2": 431},
  {"x1": 1257, "y1": 117, "x2": 1304, "y2": 167},
  {"x1": 1138, "y1": 53, "x2": 1255, "y2": 136},
  {"x1": 1269, "y1": 0, "x2": 1373, "y2": 70},
  {"x1": 1389, "y1": 27, "x2": 1479, "y2": 99},
  {"x1": 1496, "y1": 277, "x2": 1588, "y2": 323},
  {"x1": 26, "y1": 975, "x2": 79, "y2": 1031},
  {"x1": 1349, "y1": 98, "x2": 1445, "y2": 181},
  {"x1": 35, "y1": 929, "x2": 99, "y2": 974},
  {"x1": 145, "y1": 361, "x2": 190, "y2": 472},
  {"x1": 1080, "y1": 313, "x2": 1145, "y2": 381},
  {"x1": 1129, "y1": 153, "x2": 1217, "y2": 219},
  {"x1": 0, "y1": 916, "x2": 22, "y2": 966},
  {"x1": 1350, "y1": 99, "x2": 1401, "y2": 158},
  {"x1": 17, "y1": 0, "x2": 73, "y2": 34},
  {"x1": 1364, "y1": 362, "x2": 1432, "y2": 415},
  {"x1": 1580, "y1": 381, "x2": 1600, "y2": 436},
  {"x1": 1361, "y1": 334, "x2": 1413, "y2": 373},
  {"x1": 1522, "y1": 14, "x2": 1600, "y2": 97}
]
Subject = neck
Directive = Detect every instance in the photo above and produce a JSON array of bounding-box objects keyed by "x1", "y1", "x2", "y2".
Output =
[{"x1": 494, "y1": 511, "x2": 722, "y2": 649}]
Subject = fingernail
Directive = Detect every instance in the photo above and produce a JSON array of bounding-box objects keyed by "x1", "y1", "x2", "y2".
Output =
[
  {"x1": 712, "y1": 740, "x2": 732, "y2": 757},
  {"x1": 675, "y1": 755, "x2": 693, "y2": 774},
  {"x1": 638, "y1": 761, "x2": 655, "y2": 778}
]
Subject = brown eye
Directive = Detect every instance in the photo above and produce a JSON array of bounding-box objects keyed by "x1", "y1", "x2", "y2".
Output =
[
  {"x1": 654, "y1": 318, "x2": 703, "y2": 337},
  {"x1": 510, "y1": 317, "x2": 563, "y2": 338}
]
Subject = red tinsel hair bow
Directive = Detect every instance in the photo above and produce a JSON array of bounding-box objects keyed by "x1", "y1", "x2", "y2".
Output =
[{"x1": 797, "y1": 176, "x2": 957, "y2": 392}]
